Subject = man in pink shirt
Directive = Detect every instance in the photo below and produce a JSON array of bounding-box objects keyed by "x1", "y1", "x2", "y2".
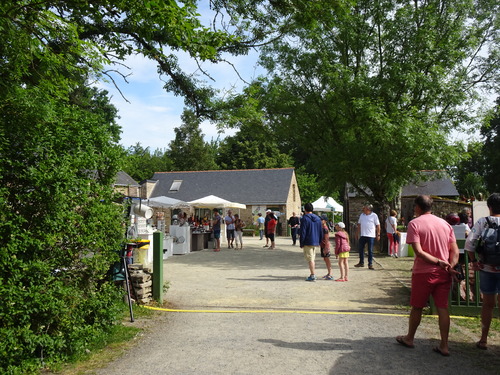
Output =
[{"x1": 396, "y1": 195, "x2": 459, "y2": 356}]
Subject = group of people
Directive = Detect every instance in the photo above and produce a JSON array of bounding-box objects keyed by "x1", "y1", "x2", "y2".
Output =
[
  {"x1": 210, "y1": 208, "x2": 246, "y2": 252},
  {"x1": 291, "y1": 195, "x2": 500, "y2": 357},
  {"x1": 395, "y1": 193, "x2": 500, "y2": 356},
  {"x1": 298, "y1": 203, "x2": 351, "y2": 282},
  {"x1": 212, "y1": 194, "x2": 499, "y2": 356}
]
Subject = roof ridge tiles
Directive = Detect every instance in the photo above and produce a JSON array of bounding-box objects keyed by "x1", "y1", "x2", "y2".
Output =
[{"x1": 154, "y1": 167, "x2": 294, "y2": 174}]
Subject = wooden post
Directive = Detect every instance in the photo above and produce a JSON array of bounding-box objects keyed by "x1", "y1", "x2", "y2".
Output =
[{"x1": 152, "y1": 232, "x2": 164, "y2": 303}]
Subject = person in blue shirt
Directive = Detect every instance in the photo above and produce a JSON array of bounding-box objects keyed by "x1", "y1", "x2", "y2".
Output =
[
  {"x1": 300, "y1": 203, "x2": 323, "y2": 281},
  {"x1": 256, "y1": 213, "x2": 265, "y2": 240}
]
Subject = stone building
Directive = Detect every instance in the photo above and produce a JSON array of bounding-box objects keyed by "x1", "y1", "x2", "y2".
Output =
[
  {"x1": 140, "y1": 168, "x2": 302, "y2": 236},
  {"x1": 114, "y1": 171, "x2": 141, "y2": 198},
  {"x1": 346, "y1": 171, "x2": 471, "y2": 244}
]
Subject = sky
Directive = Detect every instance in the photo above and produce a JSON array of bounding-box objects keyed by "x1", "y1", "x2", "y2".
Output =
[
  {"x1": 96, "y1": 49, "x2": 262, "y2": 150},
  {"x1": 95, "y1": 4, "x2": 263, "y2": 151}
]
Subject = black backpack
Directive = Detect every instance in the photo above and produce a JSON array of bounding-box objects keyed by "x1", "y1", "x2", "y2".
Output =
[{"x1": 476, "y1": 217, "x2": 500, "y2": 266}]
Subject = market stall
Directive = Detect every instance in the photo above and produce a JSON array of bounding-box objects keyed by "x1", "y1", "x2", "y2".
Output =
[{"x1": 187, "y1": 195, "x2": 246, "y2": 247}]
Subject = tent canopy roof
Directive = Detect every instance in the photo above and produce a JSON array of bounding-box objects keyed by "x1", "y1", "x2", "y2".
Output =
[
  {"x1": 187, "y1": 195, "x2": 246, "y2": 209},
  {"x1": 311, "y1": 196, "x2": 343, "y2": 213}
]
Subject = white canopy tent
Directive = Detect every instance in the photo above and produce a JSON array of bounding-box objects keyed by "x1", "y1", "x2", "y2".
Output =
[
  {"x1": 187, "y1": 195, "x2": 246, "y2": 210},
  {"x1": 141, "y1": 196, "x2": 190, "y2": 209},
  {"x1": 311, "y1": 196, "x2": 344, "y2": 213}
]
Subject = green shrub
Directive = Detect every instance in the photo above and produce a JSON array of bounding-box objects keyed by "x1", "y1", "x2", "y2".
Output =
[{"x1": 0, "y1": 84, "x2": 126, "y2": 373}]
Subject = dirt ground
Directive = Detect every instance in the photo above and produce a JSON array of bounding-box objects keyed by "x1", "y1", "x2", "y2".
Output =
[{"x1": 94, "y1": 236, "x2": 499, "y2": 375}]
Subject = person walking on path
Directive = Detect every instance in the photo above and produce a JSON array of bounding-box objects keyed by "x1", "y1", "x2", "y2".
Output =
[
  {"x1": 263, "y1": 209, "x2": 273, "y2": 247},
  {"x1": 234, "y1": 214, "x2": 245, "y2": 249},
  {"x1": 256, "y1": 213, "x2": 265, "y2": 240},
  {"x1": 225, "y1": 210, "x2": 236, "y2": 249},
  {"x1": 300, "y1": 203, "x2": 323, "y2": 281},
  {"x1": 386, "y1": 209, "x2": 399, "y2": 257},
  {"x1": 334, "y1": 222, "x2": 350, "y2": 282},
  {"x1": 266, "y1": 213, "x2": 277, "y2": 249},
  {"x1": 355, "y1": 204, "x2": 380, "y2": 270},
  {"x1": 396, "y1": 195, "x2": 460, "y2": 357},
  {"x1": 464, "y1": 193, "x2": 500, "y2": 351},
  {"x1": 288, "y1": 212, "x2": 300, "y2": 245},
  {"x1": 212, "y1": 208, "x2": 222, "y2": 252},
  {"x1": 320, "y1": 214, "x2": 333, "y2": 280}
]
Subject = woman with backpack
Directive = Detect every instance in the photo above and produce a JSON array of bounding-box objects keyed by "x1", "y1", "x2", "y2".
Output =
[{"x1": 465, "y1": 193, "x2": 500, "y2": 350}]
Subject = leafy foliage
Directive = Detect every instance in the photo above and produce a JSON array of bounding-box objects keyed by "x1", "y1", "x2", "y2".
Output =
[
  {"x1": 168, "y1": 109, "x2": 219, "y2": 171},
  {"x1": 235, "y1": 0, "x2": 499, "y2": 208},
  {"x1": 123, "y1": 144, "x2": 173, "y2": 182},
  {"x1": 0, "y1": 84, "x2": 125, "y2": 373},
  {"x1": 450, "y1": 141, "x2": 488, "y2": 200},
  {"x1": 481, "y1": 97, "x2": 500, "y2": 193},
  {"x1": 214, "y1": 83, "x2": 293, "y2": 169},
  {"x1": 0, "y1": 1, "x2": 258, "y2": 372},
  {"x1": 295, "y1": 167, "x2": 323, "y2": 206}
]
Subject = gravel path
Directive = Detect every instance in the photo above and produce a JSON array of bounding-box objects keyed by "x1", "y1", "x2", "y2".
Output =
[{"x1": 96, "y1": 236, "x2": 499, "y2": 375}]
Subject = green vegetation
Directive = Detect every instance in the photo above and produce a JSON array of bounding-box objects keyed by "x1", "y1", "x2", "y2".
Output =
[
  {"x1": 1, "y1": 1, "x2": 498, "y2": 373},
  {"x1": 45, "y1": 305, "x2": 155, "y2": 374},
  {"x1": 0, "y1": 1, "x2": 251, "y2": 373}
]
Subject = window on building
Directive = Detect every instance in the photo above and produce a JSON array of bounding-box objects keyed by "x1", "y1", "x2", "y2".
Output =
[
  {"x1": 293, "y1": 184, "x2": 296, "y2": 202},
  {"x1": 169, "y1": 180, "x2": 182, "y2": 192}
]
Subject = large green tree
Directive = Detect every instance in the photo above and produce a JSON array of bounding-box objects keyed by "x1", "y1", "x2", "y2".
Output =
[
  {"x1": 232, "y1": 0, "x2": 499, "y2": 210},
  {"x1": 0, "y1": 84, "x2": 125, "y2": 372},
  {"x1": 450, "y1": 141, "x2": 488, "y2": 200},
  {"x1": 0, "y1": 1, "x2": 259, "y2": 372},
  {"x1": 168, "y1": 109, "x2": 219, "y2": 171},
  {"x1": 214, "y1": 83, "x2": 293, "y2": 169},
  {"x1": 123, "y1": 144, "x2": 173, "y2": 182}
]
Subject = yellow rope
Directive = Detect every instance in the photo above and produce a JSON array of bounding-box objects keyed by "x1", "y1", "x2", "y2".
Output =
[{"x1": 143, "y1": 306, "x2": 474, "y2": 319}]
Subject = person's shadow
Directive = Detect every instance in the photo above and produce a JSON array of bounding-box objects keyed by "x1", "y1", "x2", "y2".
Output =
[{"x1": 259, "y1": 336, "x2": 499, "y2": 375}]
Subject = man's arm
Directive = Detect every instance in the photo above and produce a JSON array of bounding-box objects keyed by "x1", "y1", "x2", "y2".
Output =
[
  {"x1": 411, "y1": 242, "x2": 452, "y2": 270},
  {"x1": 448, "y1": 241, "x2": 459, "y2": 268},
  {"x1": 376, "y1": 224, "x2": 380, "y2": 240}
]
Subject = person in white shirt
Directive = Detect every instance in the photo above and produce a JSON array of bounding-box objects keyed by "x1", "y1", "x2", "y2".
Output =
[
  {"x1": 224, "y1": 210, "x2": 236, "y2": 249},
  {"x1": 355, "y1": 204, "x2": 380, "y2": 269}
]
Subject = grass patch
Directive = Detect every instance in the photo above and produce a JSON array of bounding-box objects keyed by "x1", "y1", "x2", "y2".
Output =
[
  {"x1": 44, "y1": 304, "x2": 157, "y2": 375},
  {"x1": 454, "y1": 315, "x2": 500, "y2": 338}
]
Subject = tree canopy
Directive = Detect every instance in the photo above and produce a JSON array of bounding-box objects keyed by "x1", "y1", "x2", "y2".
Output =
[
  {"x1": 481, "y1": 97, "x2": 500, "y2": 193},
  {"x1": 226, "y1": 0, "x2": 499, "y2": 208},
  {"x1": 0, "y1": 1, "x2": 256, "y2": 372},
  {"x1": 168, "y1": 109, "x2": 219, "y2": 171}
]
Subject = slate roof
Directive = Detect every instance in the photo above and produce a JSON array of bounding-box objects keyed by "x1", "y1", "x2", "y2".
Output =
[
  {"x1": 401, "y1": 171, "x2": 458, "y2": 197},
  {"x1": 347, "y1": 171, "x2": 458, "y2": 198},
  {"x1": 114, "y1": 171, "x2": 140, "y2": 186},
  {"x1": 148, "y1": 168, "x2": 296, "y2": 205}
]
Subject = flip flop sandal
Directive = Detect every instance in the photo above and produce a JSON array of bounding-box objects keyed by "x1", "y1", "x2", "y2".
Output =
[
  {"x1": 476, "y1": 341, "x2": 487, "y2": 350},
  {"x1": 396, "y1": 336, "x2": 414, "y2": 348},
  {"x1": 433, "y1": 347, "x2": 450, "y2": 357}
]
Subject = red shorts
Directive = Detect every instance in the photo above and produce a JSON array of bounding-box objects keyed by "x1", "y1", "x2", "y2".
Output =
[{"x1": 410, "y1": 270, "x2": 452, "y2": 309}]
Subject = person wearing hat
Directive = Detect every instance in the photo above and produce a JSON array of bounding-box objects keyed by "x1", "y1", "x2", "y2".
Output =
[{"x1": 334, "y1": 222, "x2": 351, "y2": 281}]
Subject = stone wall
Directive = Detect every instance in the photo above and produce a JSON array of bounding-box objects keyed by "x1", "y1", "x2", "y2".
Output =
[
  {"x1": 128, "y1": 264, "x2": 153, "y2": 305},
  {"x1": 400, "y1": 197, "x2": 471, "y2": 223}
]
